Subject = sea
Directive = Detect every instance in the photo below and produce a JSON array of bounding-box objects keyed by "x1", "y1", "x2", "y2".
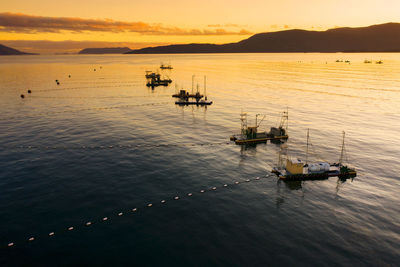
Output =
[{"x1": 0, "y1": 53, "x2": 399, "y2": 266}]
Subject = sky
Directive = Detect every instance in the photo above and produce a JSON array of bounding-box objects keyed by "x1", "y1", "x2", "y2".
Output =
[{"x1": 1, "y1": 0, "x2": 399, "y2": 53}]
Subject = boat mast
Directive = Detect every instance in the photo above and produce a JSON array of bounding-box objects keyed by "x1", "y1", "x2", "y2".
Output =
[
  {"x1": 339, "y1": 131, "x2": 346, "y2": 165},
  {"x1": 204, "y1": 76, "x2": 207, "y2": 98},
  {"x1": 306, "y1": 129, "x2": 309, "y2": 165}
]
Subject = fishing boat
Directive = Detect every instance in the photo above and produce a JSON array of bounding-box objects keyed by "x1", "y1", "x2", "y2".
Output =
[
  {"x1": 271, "y1": 130, "x2": 356, "y2": 181},
  {"x1": 175, "y1": 76, "x2": 212, "y2": 106},
  {"x1": 160, "y1": 63, "x2": 173, "y2": 70},
  {"x1": 376, "y1": 60, "x2": 383, "y2": 64},
  {"x1": 230, "y1": 110, "x2": 289, "y2": 145},
  {"x1": 145, "y1": 71, "x2": 172, "y2": 87}
]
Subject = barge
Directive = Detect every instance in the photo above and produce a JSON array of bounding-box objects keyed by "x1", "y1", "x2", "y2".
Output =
[
  {"x1": 230, "y1": 110, "x2": 289, "y2": 145},
  {"x1": 272, "y1": 130, "x2": 356, "y2": 181}
]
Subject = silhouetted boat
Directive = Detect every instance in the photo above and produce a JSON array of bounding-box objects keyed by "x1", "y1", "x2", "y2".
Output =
[{"x1": 271, "y1": 130, "x2": 356, "y2": 181}]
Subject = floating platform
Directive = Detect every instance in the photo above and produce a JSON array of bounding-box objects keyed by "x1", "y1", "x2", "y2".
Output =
[
  {"x1": 231, "y1": 134, "x2": 288, "y2": 145},
  {"x1": 175, "y1": 100, "x2": 213, "y2": 106},
  {"x1": 272, "y1": 164, "x2": 357, "y2": 181}
]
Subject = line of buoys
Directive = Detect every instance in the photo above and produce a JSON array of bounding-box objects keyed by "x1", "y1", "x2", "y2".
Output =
[
  {"x1": 7, "y1": 142, "x2": 231, "y2": 151},
  {"x1": 5, "y1": 175, "x2": 272, "y2": 249}
]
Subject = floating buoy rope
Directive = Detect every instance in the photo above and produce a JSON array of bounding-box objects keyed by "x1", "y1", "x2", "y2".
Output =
[{"x1": 4, "y1": 174, "x2": 272, "y2": 249}]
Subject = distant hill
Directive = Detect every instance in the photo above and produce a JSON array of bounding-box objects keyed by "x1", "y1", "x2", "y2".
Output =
[
  {"x1": 0, "y1": 44, "x2": 34, "y2": 55},
  {"x1": 79, "y1": 47, "x2": 132, "y2": 54},
  {"x1": 126, "y1": 23, "x2": 400, "y2": 54}
]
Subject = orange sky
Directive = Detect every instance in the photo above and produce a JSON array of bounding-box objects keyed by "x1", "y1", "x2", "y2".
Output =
[{"x1": 1, "y1": 0, "x2": 399, "y2": 53}]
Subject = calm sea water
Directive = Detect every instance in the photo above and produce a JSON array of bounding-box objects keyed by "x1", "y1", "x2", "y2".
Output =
[{"x1": 0, "y1": 54, "x2": 399, "y2": 266}]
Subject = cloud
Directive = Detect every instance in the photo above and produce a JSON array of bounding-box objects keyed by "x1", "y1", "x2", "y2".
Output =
[{"x1": 0, "y1": 13, "x2": 252, "y2": 35}]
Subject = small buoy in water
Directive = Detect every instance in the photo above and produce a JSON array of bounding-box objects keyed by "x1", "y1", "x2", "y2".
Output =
[
  {"x1": 57, "y1": 82, "x2": 60, "y2": 85},
  {"x1": 28, "y1": 237, "x2": 34, "y2": 241},
  {"x1": 132, "y1": 208, "x2": 137, "y2": 212},
  {"x1": 49, "y1": 232, "x2": 55, "y2": 236},
  {"x1": 94, "y1": 69, "x2": 96, "y2": 71},
  {"x1": 68, "y1": 227, "x2": 74, "y2": 230},
  {"x1": 200, "y1": 190, "x2": 205, "y2": 193},
  {"x1": 223, "y1": 184, "x2": 228, "y2": 187},
  {"x1": 161, "y1": 200, "x2": 166, "y2": 203},
  {"x1": 118, "y1": 212, "x2": 123, "y2": 216},
  {"x1": 235, "y1": 181, "x2": 239, "y2": 184},
  {"x1": 8, "y1": 242, "x2": 14, "y2": 247},
  {"x1": 256, "y1": 177, "x2": 260, "y2": 180},
  {"x1": 246, "y1": 179, "x2": 250, "y2": 182},
  {"x1": 103, "y1": 217, "x2": 108, "y2": 221},
  {"x1": 188, "y1": 193, "x2": 192, "y2": 196},
  {"x1": 212, "y1": 187, "x2": 216, "y2": 190},
  {"x1": 147, "y1": 203, "x2": 152, "y2": 207},
  {"x1": 68, "y1": 75, "x2": 71, "y2": 78},
  {"x1": 174, "y1": 196, "x2": 179, "y2": 200},
  {"x1": 27, "y1": 90, "x2": 31, "y2": 94},
  {"x1": 20, "y1": 94, "x2": 25, "y2": 98},
  {"x1": 55, "y1": 80, "x2": 58, "y2": 82},
  {"x1": 86, "y1": 222, "x2": 92, "y2": 226},
  {"x1": 100, "y1": 66, "x2": 102, "y2": 69}
]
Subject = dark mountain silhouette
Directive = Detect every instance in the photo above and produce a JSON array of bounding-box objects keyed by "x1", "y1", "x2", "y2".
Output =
[
  {"x1": 0, "y1": 44, "x2": 34, "y2": 55},
  {"x1": 79, "y1": 47, "x2": 132, "y2": 54},
  {"x1": 126, "y1": 23, "x2": 400, "y2": 54}
]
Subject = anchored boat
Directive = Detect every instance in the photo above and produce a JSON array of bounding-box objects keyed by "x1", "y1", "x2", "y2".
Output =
[
  {"x1": 230, "y1": 110, "x2": 289, "y2": 145},
  {"x1": 271, "y1": 130, "x2": 356, "y2": 181},
  {"x1": 145, "y1": 71, "x2": 172, "y2": 87},
  {"x1": 160, "y1": 63, "x2": 173, "y2": 70},
  {"x1": 175, "y1": 76, "x2": 212, "y2": 106}
]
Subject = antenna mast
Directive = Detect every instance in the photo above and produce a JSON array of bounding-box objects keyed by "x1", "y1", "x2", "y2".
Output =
[
  {"x1": 192, "y1": 75, "x2": 195, "y2": 94},
  {"x1": 339, "y1": 131, "x2": 346, "y2": 165},
  {"x1": 204, "y1": 76, "x2": 207, "y2": 97},
  {"x1": 306, "y1": 129, "x2": 309, "y2": 165}
]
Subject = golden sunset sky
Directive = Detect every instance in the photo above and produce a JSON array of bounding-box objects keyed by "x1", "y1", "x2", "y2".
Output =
[{"x1": 1, "y1": 0, "x2": 399, "y2": 53}]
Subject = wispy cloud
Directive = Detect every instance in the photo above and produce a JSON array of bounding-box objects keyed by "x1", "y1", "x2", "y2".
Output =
[{"x1": 0, "y1": 13, "x2": 252, "y2": 35}]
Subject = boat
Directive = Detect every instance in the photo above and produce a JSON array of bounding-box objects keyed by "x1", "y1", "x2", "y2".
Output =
[
  {"x1": 230, "y1": 110, "x2": 289, "y2": 145},
  {"x1": 376, "y1": 60, "x2": 383, "y2": 64},
  {"x1": 145, "y1": 71, "x2": 172, "y2": 87},
  {"x1": 175, "y1": 76, "x2": 212, "y2": 106},
  {"x1": 271, "y1": 130, "x2": 356, "y2": 181},
  {"x1": 160, "y1": 63, "x2": 173, "y2": 70},
  {"x1": 364, "y1": 59, "x2": 372, "y2": 63}
]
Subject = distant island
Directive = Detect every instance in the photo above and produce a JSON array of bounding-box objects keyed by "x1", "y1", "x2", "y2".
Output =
[
  {"x1": 126, "y1": 23, "x2": 400, "y2": 54},
  {"x1": 0, "y1": 44, "x2": 35, "y2": 55},
  {"x1": 79, "y1": 47, "x2": 132, "y2": 54}
]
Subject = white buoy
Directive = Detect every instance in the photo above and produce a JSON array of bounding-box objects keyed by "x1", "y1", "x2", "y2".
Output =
[
  {"x1": 188, "y1": 193, "x2": 193, "y2": 196},
  {"x1": 103, "y1": 217, "x2": 108, "y2": 221},
  {"x1": 118, "y1": 212, "x2": 123, "y2": 216},
  {"x1": 246, "y1": 179, "x2": 250, "y2": 182},
  {"x1": 174, "y1": 196, "x2": 179, "y2": 200},
  {"x1": 86, "y1": 222, "x2": 92, "y2": 226},
  {"x1": 68, "y1": 227, "x2": 74, "y2": 230},
  {"x1": 132, "y1": 208, "x2": 137, "y2": 212},
  {"x1": 28, "y1": 237, "x2": 34, "y2": 241},
  {"x1": 223, "y1": 184, "x2": 228, "y2": 187},
  {"x1": 235, "y1": 181, "x2": 239, "y2": 184},
  {"x1": 256, "y1": 177, "x2": 260, "y2": 180},
  {"x1": 49, "y1": 232, "x2": 55, "y2": 236},
  {"x1": 212, "y1": 187, "x2": 216, "y2": 190},
  {"x1": 161, "y1": 200, "x2": 166, "y2": 203},
  {"x1": 8, "y1": 242, "x2": 14, "y2": 247},
  {"x1": 200, "y1": 190, "x2": 205, "y2": 193},
  {"x1": 147, "y1": 203, "x2": 153, "y2": 207}
]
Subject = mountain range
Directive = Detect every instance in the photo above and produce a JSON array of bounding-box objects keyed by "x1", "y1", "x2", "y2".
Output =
[
  {"x1": 126, "y1": 23, "x2": 400, "y2": 54},
  {"x1": 0, "y1": 44, "x2": 33, "y2": 55}
]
